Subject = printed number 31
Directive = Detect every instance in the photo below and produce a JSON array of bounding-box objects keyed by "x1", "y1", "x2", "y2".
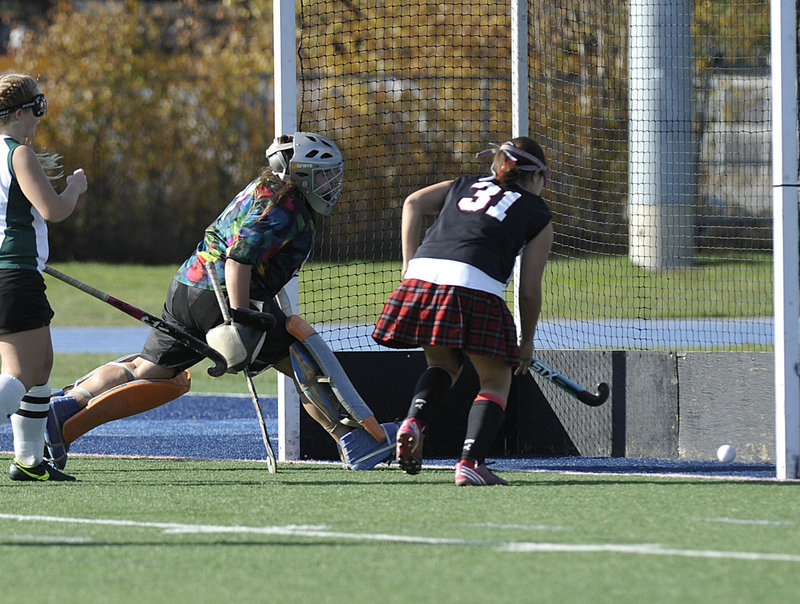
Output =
[{"x1": 457, "y1": 181, "x2": 521, "y2": 221}]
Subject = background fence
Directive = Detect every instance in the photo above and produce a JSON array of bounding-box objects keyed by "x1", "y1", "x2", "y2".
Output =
[
  {"x1": 1, "y1": 0, "x2": 779, "y2": 352},
  {"x1": 294, "y1": 0, "x2": 775, "y2": 352}
]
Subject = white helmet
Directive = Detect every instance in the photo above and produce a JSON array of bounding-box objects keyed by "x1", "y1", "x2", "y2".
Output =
[{"x1": 265, "y1": 132, "x2": 344, "y2": 216}]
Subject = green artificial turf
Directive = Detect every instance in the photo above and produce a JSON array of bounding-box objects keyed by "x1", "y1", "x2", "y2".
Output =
[{"x1": 1, "y1": 457, "x2": 798, "y2": 604}]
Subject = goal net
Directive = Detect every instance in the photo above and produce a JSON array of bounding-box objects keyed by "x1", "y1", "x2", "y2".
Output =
[
  {"x1": 279, "y1": 0, "x2": 797, "y2": 474},
  {"x1": 295, "y1": 0, "x2": 773, "y2": 354}
]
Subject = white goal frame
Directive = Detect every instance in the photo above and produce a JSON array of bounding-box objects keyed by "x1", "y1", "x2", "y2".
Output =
[
  {"x1": 274, "y1": 0, "x2": 800, "y2": 478},
  {"x1": 770, "y1": 0, "x2": 799, "y2": 480}
]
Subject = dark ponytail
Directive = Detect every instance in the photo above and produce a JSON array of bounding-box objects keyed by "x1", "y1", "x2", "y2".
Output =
[{"x1": 491, "y1": 136, "x2": 547, "y2": 187}]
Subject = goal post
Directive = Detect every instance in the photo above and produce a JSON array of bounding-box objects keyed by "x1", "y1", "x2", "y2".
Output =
[
  {"x1": 770, "y1": 0, "x2": 800, "y2": 480},
  {"x1": 274, "y1": 0, "x2": 301, "y2": 461},
  {"x1": 271, "y1": 0, "x2": 796, "y2": 472}
]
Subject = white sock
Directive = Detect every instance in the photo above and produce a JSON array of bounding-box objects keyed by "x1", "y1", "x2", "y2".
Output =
[
  {"x1": 11, "y1": 382, "x2": 51, "y2": 467},
  {"x1": 0, "y1": 373, "x2": 27, "y2": 423}
]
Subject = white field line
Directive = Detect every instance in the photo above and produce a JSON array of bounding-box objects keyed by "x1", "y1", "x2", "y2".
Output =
[
  {"x1": 4, "y1": 533, "x2": 93, "y2": 544},
  {"x1": 694, "y1": 517, "x2": 796, "y2": 527},
  {"x1": 518, "y1": 467, "x2": 781, "y2": 482},
  {"x1": 2, "y1": 513, "x2": 800, "y2": 563},
  {"x1": 467, "y1": 522, "x2": 565, "y2": 531},
  {"x1": 502, "y1": 542, "x2": 800, "y2": 562}
]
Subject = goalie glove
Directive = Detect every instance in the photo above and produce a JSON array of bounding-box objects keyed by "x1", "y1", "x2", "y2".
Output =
[
  {"x1": 230, "y1": 307, "x2": 276, "y2": 332},
  {"x1": 206, "y1": 322, "x2": 267, "y2": 374}
]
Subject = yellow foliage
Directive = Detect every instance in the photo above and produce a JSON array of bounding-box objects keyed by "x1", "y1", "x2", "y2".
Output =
[{"x1": 0, "y1": 0, "x2": 772, "y2": 262}]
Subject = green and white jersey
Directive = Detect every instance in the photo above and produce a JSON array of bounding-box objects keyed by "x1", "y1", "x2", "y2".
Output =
[{"x1": 0, "y1": 136, "x2": 48, "y2": 271}]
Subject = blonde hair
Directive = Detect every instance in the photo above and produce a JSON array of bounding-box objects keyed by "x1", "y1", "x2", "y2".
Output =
[{"x1": 0, "y1": 71, "x2": 63, "y2": 181}]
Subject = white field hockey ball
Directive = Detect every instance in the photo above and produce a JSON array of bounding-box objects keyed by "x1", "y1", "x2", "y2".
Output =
[{"x1": 716, "y1": 444, "x2": 736, "y2": 463}]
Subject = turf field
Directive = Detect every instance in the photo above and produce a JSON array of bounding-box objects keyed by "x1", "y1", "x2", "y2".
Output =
[{"x1": 1, "y1": 457, "x2": 799, "y2": 603}]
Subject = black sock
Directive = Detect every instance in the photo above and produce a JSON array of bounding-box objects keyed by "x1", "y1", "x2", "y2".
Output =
[
  {"x1": 407, "y1": 366, "x2": 453, "y2": 426},
  {"x1": 461, "y1": 393, "x2": 506, "y2": 463}
]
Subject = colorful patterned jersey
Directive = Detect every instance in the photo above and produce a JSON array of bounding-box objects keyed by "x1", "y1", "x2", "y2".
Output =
[{"x1": 175, "y1": 177, "x2": 316, "y2": 300}]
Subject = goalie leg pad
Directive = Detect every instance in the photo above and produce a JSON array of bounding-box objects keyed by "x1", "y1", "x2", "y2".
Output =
[
  {"x1": 286, "y1": 315, "x2": 384, "y2": 441},
  {"x1": 61, "y1": 371, "x2": 191, "y2": 444},
  {"x1": 44, "y1": 395, "x2": 81, "y2": 469},
  {"x1": 339, "y1": 422, "x2": 399, "y2": 470},
  {"x1": 290, "y1": 342, "x2": 345, "y2": 425}
]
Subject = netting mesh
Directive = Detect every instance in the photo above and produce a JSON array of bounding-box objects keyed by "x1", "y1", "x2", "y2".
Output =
[{"x1": 295, "y1": 0, "x2": 775, "y2": 352}]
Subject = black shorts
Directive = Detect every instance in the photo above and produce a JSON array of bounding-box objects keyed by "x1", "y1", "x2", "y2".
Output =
[
  {"x1": 0, "y1": 268, "x2": 54, "y2": 334},
  {"x1": 140, "y1": 278, "x2": 296, "y2": 374}
]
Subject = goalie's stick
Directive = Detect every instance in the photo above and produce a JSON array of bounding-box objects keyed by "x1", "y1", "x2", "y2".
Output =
[
  {"x1": 43, "y1": 265, "x2": 227, "y2": 378},
  {"x1": 528, "y1": 355, "x2": 610, "y2": 407},
  {"x1": 204, "y1": 260, "x2": 277, "y2": 473}
]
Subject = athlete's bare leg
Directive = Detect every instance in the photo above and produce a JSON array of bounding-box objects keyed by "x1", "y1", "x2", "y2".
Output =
[{"x1": 66, "y1": 356, "x2": 175, "y2": 407}]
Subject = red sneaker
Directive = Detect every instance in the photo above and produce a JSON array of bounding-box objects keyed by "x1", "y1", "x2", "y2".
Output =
[
  {"x1": 396, "y1": 417, "x2": 424, "y2": 475},
  {"x1": 455, "y1": 460, "x2": 507, "y2": 486}
]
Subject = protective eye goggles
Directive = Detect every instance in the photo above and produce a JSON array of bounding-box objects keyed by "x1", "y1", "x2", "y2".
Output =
[{"x1": 0, "y1": 93, "x2": 47, "y2": 118}]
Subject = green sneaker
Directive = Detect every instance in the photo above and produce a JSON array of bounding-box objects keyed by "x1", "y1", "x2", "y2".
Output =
[{"x1": 8, "y1": 459, "x2": 76, "y2": 482}]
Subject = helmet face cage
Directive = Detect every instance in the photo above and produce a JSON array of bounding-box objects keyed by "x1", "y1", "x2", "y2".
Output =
[
  {"x1": 265, "y1": 132, "x2": 344, "y2": 216},
  {"x1": 309, "y1": 164, "x2": 344, "y2": 213}
]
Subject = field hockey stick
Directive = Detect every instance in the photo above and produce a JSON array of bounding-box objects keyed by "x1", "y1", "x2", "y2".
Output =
[
  {"x1": 43, "y1": 265, "x2": 227, "y2": 378},
  {"x1": 204, "y1": 260, "x2": 277, "y2": 473},
  {"x1": 528, "y1": 355, "x2": 610, "y2": 407}
]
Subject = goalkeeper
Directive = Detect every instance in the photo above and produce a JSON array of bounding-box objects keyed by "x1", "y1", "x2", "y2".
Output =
[{"x1": 45, "y1": 132, "x2": 396, "y2": 471}]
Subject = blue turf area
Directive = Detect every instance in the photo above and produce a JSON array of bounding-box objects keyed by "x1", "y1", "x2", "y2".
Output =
[
  {"x1": 0, "y1": 393, "x2": 776, "y2": 479},
  {"x1": 1, "y1": 394, "x2": 276, "y2": 463}
]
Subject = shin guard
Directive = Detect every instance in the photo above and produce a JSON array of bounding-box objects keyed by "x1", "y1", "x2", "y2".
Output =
[
  {"x1": 12, "y1": 383, "x2": 51, "y2": 466},
  {"x1": 286, "y1": 315, "x2": 384, "y2": 442},
  {"x1": 461, "y1": 392, "x2": 507, "y2": 462},
  {"x1": 290, "y1": 342, "x2": 345, "y2": 426},
  {"x1": 408, "y1": 366, "x2": 454, "y2": 425},
  {"x1": 61, "y1": 371, "x2": 191, "y2": 443}
]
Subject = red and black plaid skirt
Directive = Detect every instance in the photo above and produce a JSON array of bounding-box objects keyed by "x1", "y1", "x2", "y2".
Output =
[{"x1": 372, "y1": 279, "x2": 520, "y2": 365}]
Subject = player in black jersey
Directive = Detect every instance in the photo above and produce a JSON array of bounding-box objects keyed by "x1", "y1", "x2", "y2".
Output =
[{"x1": 373, "y1": 137, "x2": 553, "y2": 486}]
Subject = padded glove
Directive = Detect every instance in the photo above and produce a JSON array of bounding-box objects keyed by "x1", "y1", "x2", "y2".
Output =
[
  {"x1": 206, "y1": 322, "x2": 267, "y2": 374},
  {"x1": 230, "y1": 307, "x2": 276, "y2": 332}
]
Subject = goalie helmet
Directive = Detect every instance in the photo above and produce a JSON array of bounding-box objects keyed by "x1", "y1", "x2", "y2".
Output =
[{"x1": 265, "y1": 132, "x2": 344, "y2": 216}]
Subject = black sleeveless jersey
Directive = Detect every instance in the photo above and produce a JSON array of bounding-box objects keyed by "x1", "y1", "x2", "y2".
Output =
[{"x1": 414, "y1": 174, "x2": 552, "y2": 285}]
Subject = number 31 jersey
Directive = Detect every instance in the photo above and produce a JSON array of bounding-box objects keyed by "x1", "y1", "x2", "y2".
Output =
[{"x1": 407, "y1": 174, "x2": 552, "y2": 296}]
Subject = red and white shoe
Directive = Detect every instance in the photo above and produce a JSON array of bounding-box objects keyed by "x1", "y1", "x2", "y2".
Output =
[
  {"x1": 455, "y1": 460, "x2": 507, "y2": 486},
  {"x1": 396, "y1": 417, "x2": 424, "y2": 475}
]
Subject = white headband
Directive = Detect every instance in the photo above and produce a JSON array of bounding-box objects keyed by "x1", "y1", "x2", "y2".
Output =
[{"x1": 477, "y1": 142, "x2": 549, "y2": 173}]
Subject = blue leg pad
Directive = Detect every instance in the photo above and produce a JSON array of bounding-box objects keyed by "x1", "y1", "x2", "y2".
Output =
[
  {"x1": 45, "y1": 396, "x2": 80, "y2": 470},
  {"x1": 339, "y1": 422, "x2": 399, "y2": 470}
]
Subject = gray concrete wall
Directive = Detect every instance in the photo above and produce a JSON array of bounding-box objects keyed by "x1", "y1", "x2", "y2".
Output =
[
  {"x1": 534, "y1": 350, "x2": 774, "y2": 463},
  {"x1": 319, "y1": 350, "x2": 776, "y2": 463},
  {"x1": 677, "y1": 352, "x2": 774, "y2": 462},
  {"x1": 533, "y1": 350, "x2": 680, "y2": 459}
]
